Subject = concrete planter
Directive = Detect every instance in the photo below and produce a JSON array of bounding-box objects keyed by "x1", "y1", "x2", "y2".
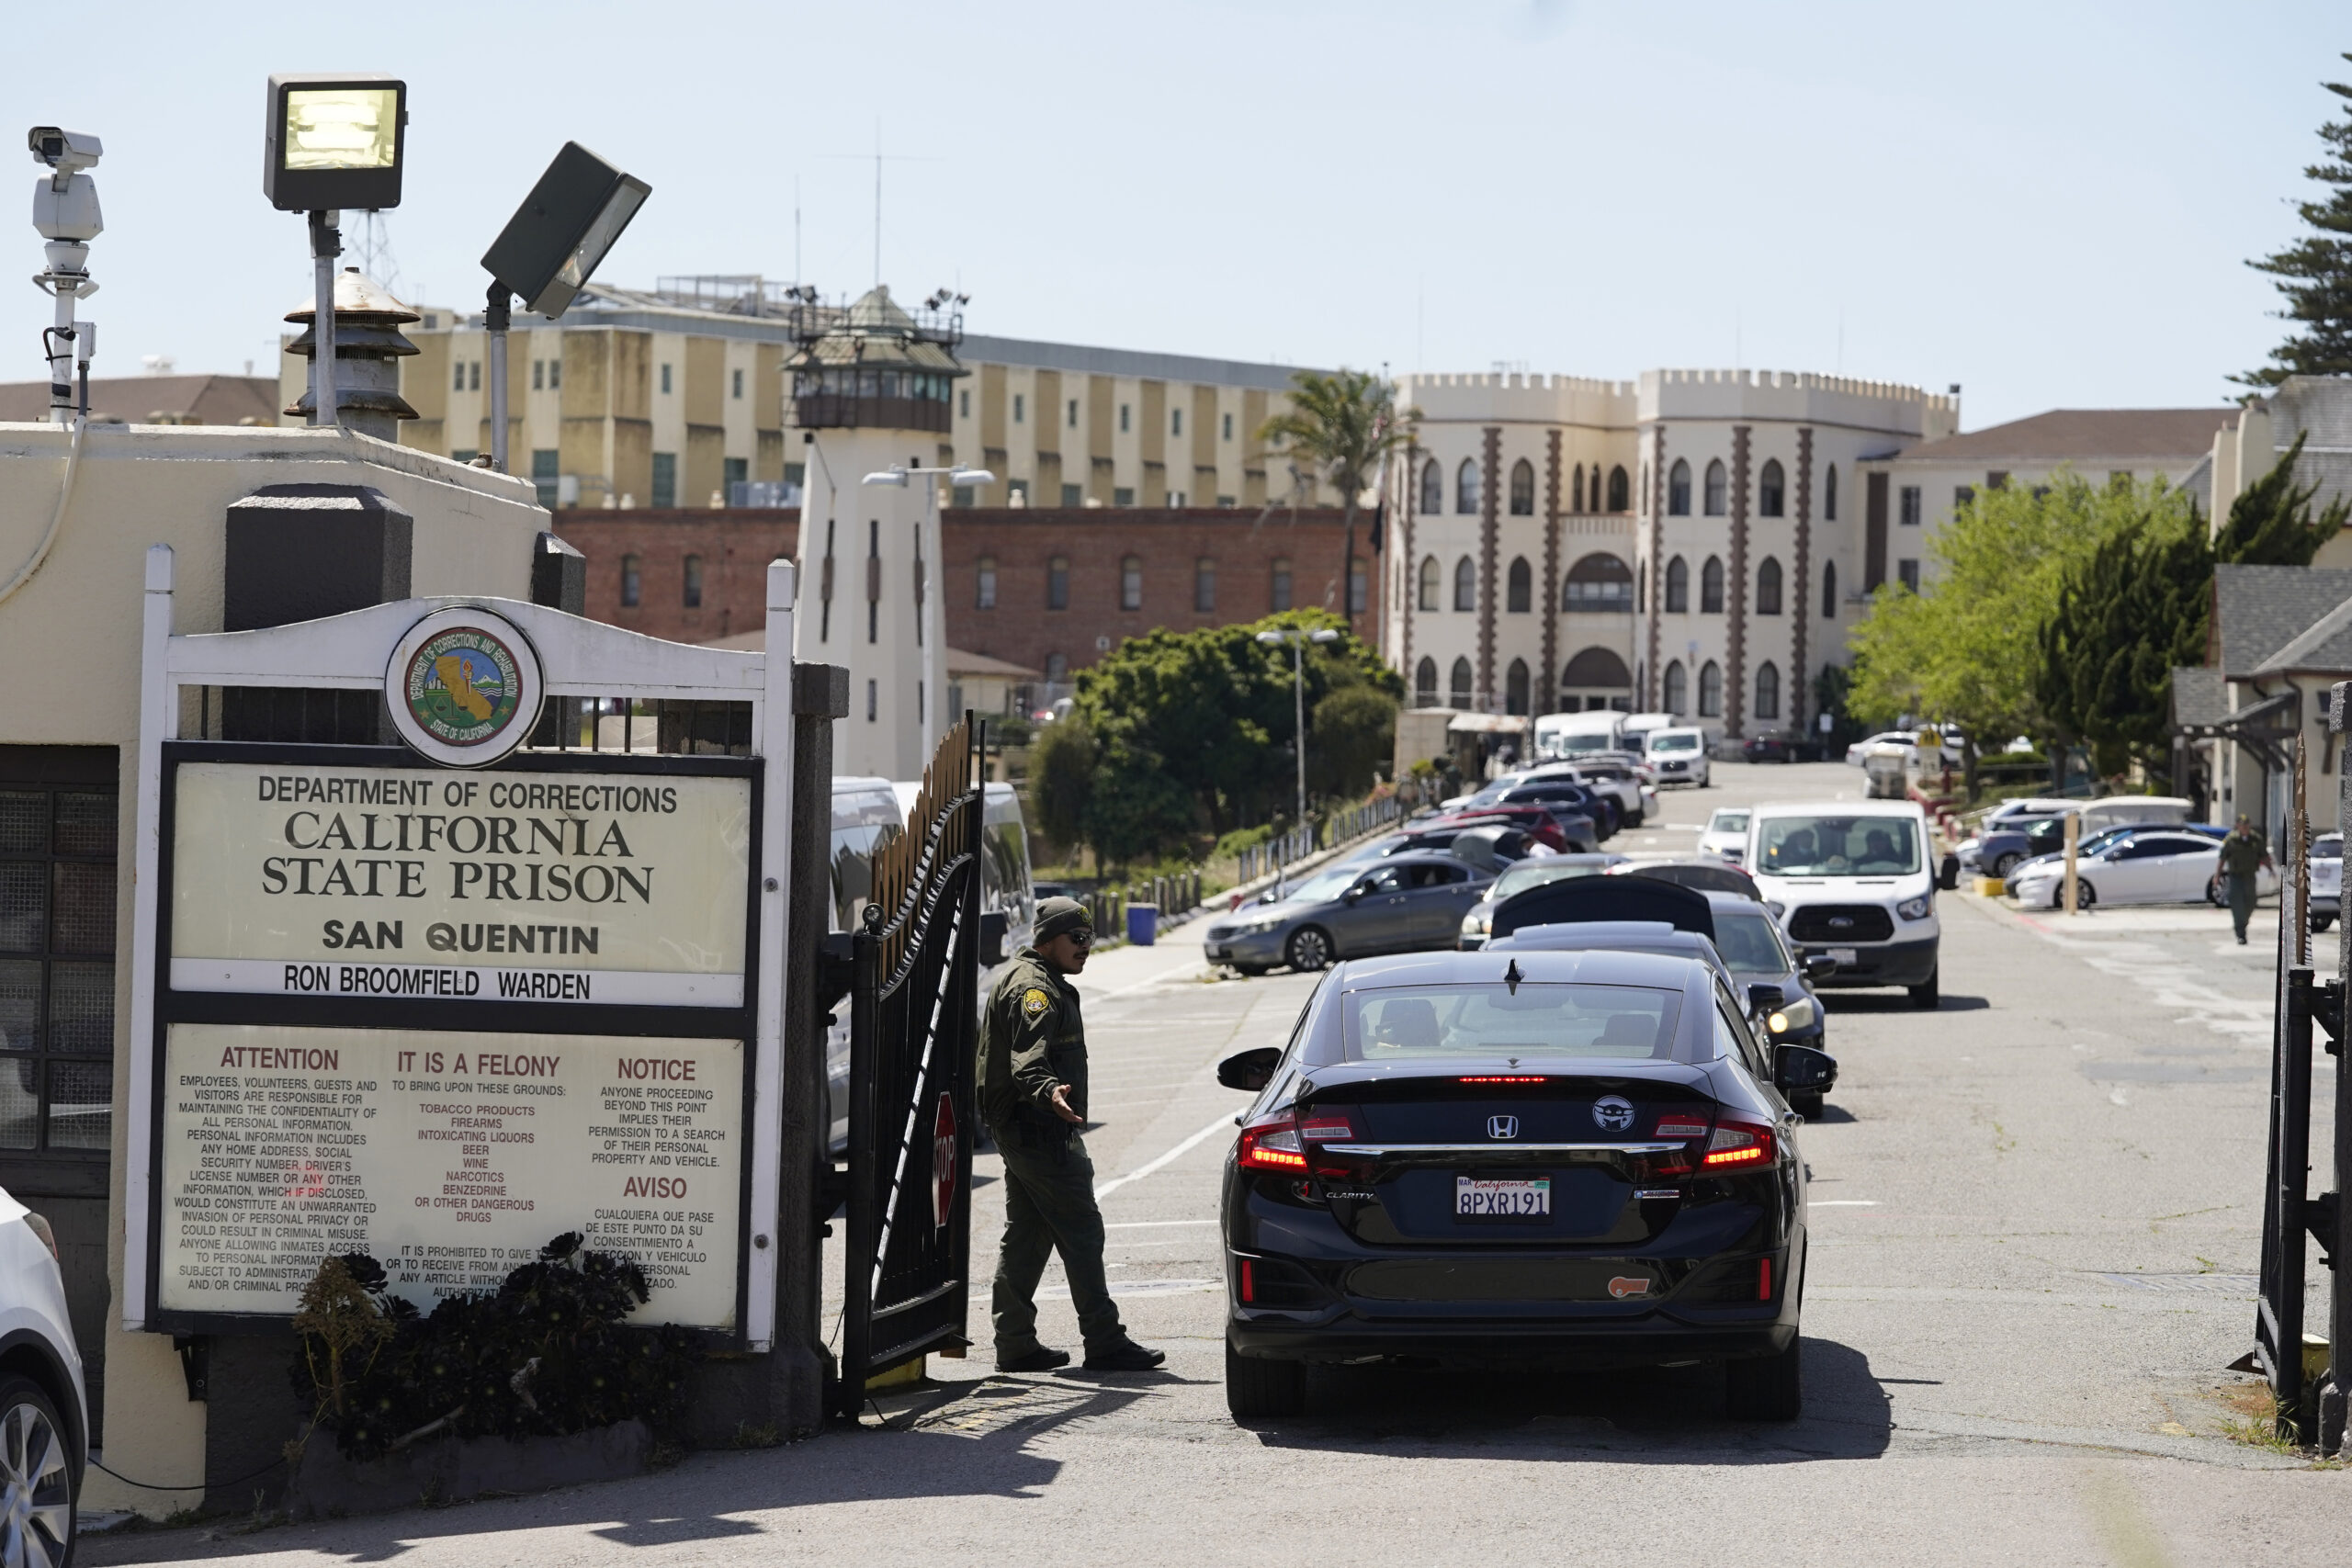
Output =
[{"x1": 287, "y1": 1419, "x2": 651, "y2": 1518}]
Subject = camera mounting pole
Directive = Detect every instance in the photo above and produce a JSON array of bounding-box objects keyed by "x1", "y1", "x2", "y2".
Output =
[
  {"x1": 308, "y1": 209, "x2": 340, "y2": 428},
  {"x1": 485, "y1": 282, "x2": 512, "y2": 473}
]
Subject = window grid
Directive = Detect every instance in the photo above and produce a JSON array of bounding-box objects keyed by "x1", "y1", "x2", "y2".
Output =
[{"x1": 0, "y1": 784, "x2": 117, "y2": 1161}]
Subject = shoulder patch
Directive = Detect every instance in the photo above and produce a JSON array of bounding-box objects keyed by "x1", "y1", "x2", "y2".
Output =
[{"x1": 1021, "y1": 987, "x2": 1052, "y2": 1020}]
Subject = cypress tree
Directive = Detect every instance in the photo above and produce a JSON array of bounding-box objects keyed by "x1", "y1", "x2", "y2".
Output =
[{"x1": 2239, "y1": 54, "x2": 2352, "y2": 388}]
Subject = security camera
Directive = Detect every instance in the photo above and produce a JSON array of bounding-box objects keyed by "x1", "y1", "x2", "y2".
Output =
[{"x1": 28, "y1": 127, "x2": 100, "y2": 178}]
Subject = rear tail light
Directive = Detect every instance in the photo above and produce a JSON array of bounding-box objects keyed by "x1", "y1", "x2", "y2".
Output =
[
  {"x1": 1296, "y1": 1111, "x2": 1358, "y2": 1143},
  {"x1": 1654, "y1": 1117, "x2": 1709, "y2": 1141},
  {"x1": 1236, "y1": 1109, "x2": 1307, "y2": 1171},
  {"x1": 1758, "y1": 1257, "x2": 1773, "y2": 1301},
  {"x1": 19, "y1": 1212, "x2": 56, "y2": 1262},
  {"x1": 1458, "y1": 1075, "x2": 1547, "y2": 1085},
  {"x1": 1702, "y1": 1117, "x2": 1776, "y2": 1168},
  {"x1": 1240, "y1": 1258, "x2": 1256, "y2": 1303}
]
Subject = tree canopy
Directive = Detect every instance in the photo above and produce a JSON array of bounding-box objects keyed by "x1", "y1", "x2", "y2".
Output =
[
  {"x1": 2240, "y1": 53, "x2": 2352, "y2": 387},
  {"x1": 1258, "y1": 370, "x2": 1417, "y2": 630}
]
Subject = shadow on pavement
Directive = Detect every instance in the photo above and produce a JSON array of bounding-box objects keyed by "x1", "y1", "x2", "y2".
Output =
[
  {"x1": 1822, "y1": 993, "x2": 1987, "y2": 1013},
  {"x1": 1804, "y1": 1102, "x2": 1859, "y2": 1124},
  {"x1": 1240, "y1": 1337, "x2": 1893, "y2": 1463}
]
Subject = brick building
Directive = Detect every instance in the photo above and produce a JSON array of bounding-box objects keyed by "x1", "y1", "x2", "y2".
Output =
[{"x1": 551, "y1": 503, "x2": 1359, "y2": 684}]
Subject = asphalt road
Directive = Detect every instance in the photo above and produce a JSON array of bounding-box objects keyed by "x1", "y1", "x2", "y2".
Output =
[{"x1": 91, "y1": 762, "x2": 2348, "y2": 1567}]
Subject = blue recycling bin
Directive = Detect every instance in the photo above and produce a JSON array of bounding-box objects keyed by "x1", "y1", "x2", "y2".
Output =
[{"x1": 1126, "y1": 902, "x2": 1158, "y2": 946}]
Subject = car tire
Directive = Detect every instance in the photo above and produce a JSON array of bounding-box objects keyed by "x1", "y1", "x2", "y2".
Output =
[
  {"x1": 1991, "y1": 852, "x2": 2018, "y2": 878},
  {"x1": 2313, "y1": 914, "x2": 2336, "y2": 934},
  {"x1": 1285, "y1": 927, "x2": 1334, "y2": 972},
  {"x1": 0, "y1": 1374, "x2": 75, "y2": 1565},
  {"x1": 1226, "y1": 1339, "x2": 1306, "y2": 1420},
  {"x1": 1724, "y1": 1335, "x2": 1803, "y2": 1421},
  {"x1": 1909, "y1": 967, "x2": 1939, "y2": 1010},
  {"x1": 1231, "y1": 964, "x2": 1270, "y2": 978},
  {"x1": 2206, "y1": 875, "x2": 2226, "y2": 908}
]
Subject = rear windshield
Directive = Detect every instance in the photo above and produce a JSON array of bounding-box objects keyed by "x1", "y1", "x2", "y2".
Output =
[
  {"x1": 2314, "y1": 836, "x2": 2344, "y2": 861},
  {"x1": 1489, "y1": 860, "x2": 1611, "y2": 901},
  {"x1": 1341, "y1": 984, "x2": 1686, "y2": 1064},
  {"x1": 1711, "y1": 908, "x2": 1790, "y2": 975},
  {"x1": 1707, "y1": 810, "x2": 1750, "y2": 833},
  {"x1": 1651, "y1": 733, "x2": 1701, "y2": 752},
  {"x1": 1755, "y1": 815, "x2": 1920, "y2": 876}
]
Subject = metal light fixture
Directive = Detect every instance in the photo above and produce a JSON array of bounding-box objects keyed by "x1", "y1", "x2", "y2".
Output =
[
  {"x1": 265, "y1": 74, "x2": 407, "y2": 432},
  {"x1": 1257, "y1": 626, "x2": 1343, "y2": 853},
  {"x1": 478, "y1": 141, "x2": 650, "y2": 474}
]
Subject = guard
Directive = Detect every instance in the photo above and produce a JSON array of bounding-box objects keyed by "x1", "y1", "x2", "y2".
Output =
[
  {"x1": 977, "y1": 897, "x2": 1166, "y2": 1372},
  {"x1": 2221, "y1": 814, "x2": 2272, "y2": 945}
]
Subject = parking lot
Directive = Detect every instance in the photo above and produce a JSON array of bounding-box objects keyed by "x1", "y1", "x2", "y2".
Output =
[{"x1": 89, "y1": 762, "x2": 2346, "y2": 1568}]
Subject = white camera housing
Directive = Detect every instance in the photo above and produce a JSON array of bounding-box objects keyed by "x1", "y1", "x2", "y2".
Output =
[
  {"x1": 28, "y1": 127, "x2": 100, "y2": 177},
  {"x1": 32, "y1": 174, "x2": 100, "y2": 245}
]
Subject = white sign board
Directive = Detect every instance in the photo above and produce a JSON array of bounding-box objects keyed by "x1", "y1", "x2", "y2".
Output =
[
  {"x1": 167, "y1": 761, "x2": 751, "y2": 1007},
  {"x1": 156, "y1": 1022, "x2": 743, "y2": 1327}
]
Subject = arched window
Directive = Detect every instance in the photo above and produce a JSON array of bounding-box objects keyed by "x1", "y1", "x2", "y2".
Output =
[
  {"x1": 1456, "y1": 459, "x2": 1481, "y2": 514},
  {"x1": 1509, "y1": 458, "x2": 1535, "y2": 516},
  {"x1": 1506, "y1": 557, "x2": 1532, "y2": 613},
  {"x1": 1453, "y1": 556, "x2": 1476, "y2": 612},
  {"x1": 1505, "y1": 659, "x2": 1531, "y2": 715},
  {"x1": 1666, "y1": 555, "x2": 1690, "y2": 613},
  {"x1": 1562, "y1": 646, "x2": 1633, "y2": 693},
  {"x1": 1564, "y1": 552, "x2": 1634, "y2": 613},
  {"x1": 1572, "y1": 464, "x2": 1586, "y2": 512},
  {"x1": 1668, "y1": 459, "x2": 1691, "y2": 516},
  {"x1": 1756, "y1": 660, "x2": 1781, "y2": 721},
  {"x1": 1757, "y1": 556, "x2": 1783, "y2": 615},
  {"x1": 1449, "y1": 657, "x2": 1474, "y2": 708},
  {"x1": 683, "y1": 554, "x2": 704, "y2": 608},
  {"x1": 1271, "y1": 557, "x2": 1294, "y2": 612},
  {"x1": 1698, "y1": 660, "x2": 1724, "y2": 717},
  {"x1": 1663, "y1": 660, "x2": 1688, "y2": 715},
  {"x1": 1120, "y1": 555, "x2": 1143, "y2": 611},
  {"x1": 1608, "y1": 465, "x2": 1629, "y2": 513},
  {"x1": 976, "y1": 555, "x2": 997, "y2": 609},
  {"x1": 1047, "y1": 555, "x2": 1069, "y2": 610},
  {"x1": 1758, "y1": 458, "x2": 1785, "y2": 518},
  {"x1": 1823, "y1": 559, "x2": 1838, "y2": 617},
  {"x1": 1701, "y1": 556, "x2": 1724, "y2": 614},
  {"x1": 1824, "y1": 463, "x2": 1838, "y2": 522},
  {"x1": 1419, "y1": 555, "x2": 1441, "y2": 612},
  {"x1": 619, "y1": 553, "x2": 641, "y2": 608},
  {"x1": 1420, "y1": 459, "x2": 1443, "y2": 515},
  {"x1": 1703, "y1": 459, "x2": 1727, "y2": 516},
  {"x1": 1195, "y1": 557, "x2": 1216, "y2": 613},
  {"x1": 1415, "y1": 657, "x2": 1439, "y2": 705}
]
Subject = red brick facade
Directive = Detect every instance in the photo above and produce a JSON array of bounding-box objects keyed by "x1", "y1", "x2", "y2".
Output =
[{"x1": 553, "y1": 506, "x2": 1365, "y2": 675}]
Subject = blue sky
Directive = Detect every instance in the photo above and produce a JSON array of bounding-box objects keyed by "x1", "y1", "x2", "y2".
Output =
[{"x1": 2, "y1": 2, "x2": 2344, "y2": 426}]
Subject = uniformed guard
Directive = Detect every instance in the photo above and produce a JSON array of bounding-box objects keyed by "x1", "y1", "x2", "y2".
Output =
[
  {"x1": 2220, "y1": 814, "x2": 2272, "y2": 946},
  {"x1": 977, "y1": 897, "x2": 1166, "y2": 1372}
]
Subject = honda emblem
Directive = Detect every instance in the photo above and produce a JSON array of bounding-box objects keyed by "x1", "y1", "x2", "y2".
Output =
[{"x1": 1487, "y1": 1114, "x2": 1519, "y2": 1140}]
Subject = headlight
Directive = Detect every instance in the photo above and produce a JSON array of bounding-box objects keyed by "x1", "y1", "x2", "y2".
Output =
[
  {"x1": 1766, "y1": 996, "x2": 1817, "y2": 1032},
  {"x1": 1763, "y1": 900, "x2": 1786, "y2": 919},
  {"x1": 1896, "y1": 894, "x2": 1932, "y2": 920},
  {"x1": 1239, "y1": 916, "x2": 1285, "y2": 934},
  {"x1": 1461, "y1": 910, "x2": 1490, "y2": 935}
]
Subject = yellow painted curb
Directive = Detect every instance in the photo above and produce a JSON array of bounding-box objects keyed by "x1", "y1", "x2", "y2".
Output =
[
  {"x1": 865, "y1": 1355, "x2": 926, "y2": 1391},
  {"x1": 1974, "y1": 877, "x2": 2006, "y2": 897}
]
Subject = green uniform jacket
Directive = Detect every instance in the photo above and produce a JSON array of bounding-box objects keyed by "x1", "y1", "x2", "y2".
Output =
[
  {"x1": 2220, "y1": 830, "x2": 2267, "y2": 882},
  {"x1": 977, "y1": 948, "x2": 1087, "y2": 1133}
]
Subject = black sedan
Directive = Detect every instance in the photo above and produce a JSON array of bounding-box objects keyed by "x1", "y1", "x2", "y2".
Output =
[{"x1": 1216, "y1": 947, "x2": 1829, "y2": 1421}]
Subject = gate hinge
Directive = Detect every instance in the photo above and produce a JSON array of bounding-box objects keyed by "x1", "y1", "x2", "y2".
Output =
[
  {"x1": 2320, "y1": 980, "x2": 2346, "y2": 1054},
  {"x1": 2309, "y1": 1191, "x2": 2341, "y2": 1260}
]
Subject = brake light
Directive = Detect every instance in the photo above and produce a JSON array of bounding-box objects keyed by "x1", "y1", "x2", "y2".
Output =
[
  {"x1": 1240, "y1": 1258, "x2": 1256, "y2": 1303},
  {"x1": 1237, "y1": 1110, "x2": 1307, "y2": 1171},
  {"x1": 1702, "y1": 1118, "x2": 1776, "y2": 1168},
  {"x1": 1758, "y1": 1257, "x2": 1773, "y2": 1301},
  {"x1": 1459, "y1": 1075, "x2": 1547, "y2": 1084},
  {"x1": 1654, "y1": 1118, "x2": 1709, "y2": 1141}
]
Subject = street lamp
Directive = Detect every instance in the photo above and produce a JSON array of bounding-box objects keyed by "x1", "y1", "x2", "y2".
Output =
[
  {"x1": 264, "y1": 75, "x2": 407, "y2": 430},
  {"x1": 479, "y1": 142, "x2": 651, "y2": 474},
  {"x1": 1257, "y1": 626, "x2": 1341, "y2": 847}
]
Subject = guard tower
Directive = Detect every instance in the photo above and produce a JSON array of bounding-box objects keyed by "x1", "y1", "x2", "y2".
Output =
[{"x1": 786, "y1": 285, "x2": 967, "y2": 779}]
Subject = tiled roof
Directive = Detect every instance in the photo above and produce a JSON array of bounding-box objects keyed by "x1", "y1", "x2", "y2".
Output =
[
  {"x1": 1889, "y1": 408, "x2": 2233, "y2": 466},
  {"x1": 2211, "y1": 564, "x2": 2352, "y2": 677},
  {"x1": 2169, "y1": 665, "x2": 2228, "y2": 728}
]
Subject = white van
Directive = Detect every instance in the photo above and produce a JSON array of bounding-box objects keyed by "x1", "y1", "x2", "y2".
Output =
[
  {"x1": 1619, "y1": 710, "x2": 1681, "y2": 754},
  {"x1": 1747, "y1": 798, "x2": 1941, "y2": 1008},
  {"x1": 1645, "y1": 726, "x2": 1712, "y2": 788},
  {"x1": 1532, "y1": 710, "x2": 1626, "y2": 760}
]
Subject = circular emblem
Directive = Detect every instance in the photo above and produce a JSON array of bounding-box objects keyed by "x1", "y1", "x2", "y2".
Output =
[
  {"x1": 385, "y1": 607, "x2": 543, "y2": 767},
  {"x1": 1591, "y1": 1095, "x2": 1636, "y2": 1133}
]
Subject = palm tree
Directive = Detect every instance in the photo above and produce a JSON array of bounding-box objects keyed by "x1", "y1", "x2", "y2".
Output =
[{"x1": 1258, "y1": 370, "x2": 1419, "y2": 632}]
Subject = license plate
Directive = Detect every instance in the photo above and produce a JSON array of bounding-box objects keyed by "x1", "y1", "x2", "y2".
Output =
[
  {"x1": 1456, "y1": 1176, "x2": 1550, "y2": 1218},
  {"x1": 1827, "y1": 947, "x2": 1857, "y2": 965}
]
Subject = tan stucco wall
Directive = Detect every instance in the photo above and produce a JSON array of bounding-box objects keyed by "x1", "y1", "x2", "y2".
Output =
[{"x1": 0, "y1": 420, "x2": 545, "y2": 1515}]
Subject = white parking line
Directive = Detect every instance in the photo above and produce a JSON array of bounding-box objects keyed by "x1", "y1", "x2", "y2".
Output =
[
  {"x1": 1813, "y1": 1200, "x2": 1881, "y2": 1206},
  {"x1": 1094, "y1": 1112, "x2": 1236, "y2": 1199},
  {"x1": 1105, "y1": 1219, "x2": 1218, "y2": 1229}
]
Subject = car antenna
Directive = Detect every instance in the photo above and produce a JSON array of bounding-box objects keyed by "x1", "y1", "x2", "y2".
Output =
[{"x1": 1503, "y1": 958, "x2": 1524, "y2": 995}]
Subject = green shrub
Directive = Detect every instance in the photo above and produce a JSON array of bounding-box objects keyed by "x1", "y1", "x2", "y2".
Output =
[{"x1": 1211, "y1": 824, "x2": 1272, "y2": 862}]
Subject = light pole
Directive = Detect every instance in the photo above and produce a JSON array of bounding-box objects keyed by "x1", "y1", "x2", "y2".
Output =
[{"x1": 1257, "y1": 626, "x2": 1340, "y2": 838}]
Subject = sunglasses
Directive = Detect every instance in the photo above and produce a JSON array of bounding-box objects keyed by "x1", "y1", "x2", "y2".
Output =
[{"x1": 1063, "y1": 930, "x2": 1095, "y2": 948}]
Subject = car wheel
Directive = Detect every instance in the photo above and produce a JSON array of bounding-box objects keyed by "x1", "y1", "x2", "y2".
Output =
[
  {"x1": 1789, "y1": 1090, "x2": 1825, "y2": 1119},
  {"x1": 2313, "y1": 914, "x2": 2336, "y2": 934},
  {"x1": 1226, "y1": 1339, "x2": 1306, "y2": 1420},
  {"x1": 1285, "y1": 927, "x2": 1334, "y2": 972},
  {"x1": 1909, "y1": 967, "x2": 1939, "y2": 1010},
  {"x1": 0, "y1": 1375, "x2": 75, "y2": 1566},
  {"x1": 2206, "y1": 874, "x2": 2226, "y2": 908},
  {"x1": 1991, "y1": 852, "x2": 2018, "y2": 878},
  {"x1": 1231, "y1": 964, "x2": 1270, "y2": 978},
  {"x1": 1724, "y1": 1335, "x2": 1803, "y2": 1421},
  {"x1": 2076, "y1": 881, "x2": 2098, "y2": 910}
]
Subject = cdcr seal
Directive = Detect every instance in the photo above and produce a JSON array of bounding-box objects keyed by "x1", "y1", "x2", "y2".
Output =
[{"x1": 385, "y1": 606, "x2": 544, "y2": 766}]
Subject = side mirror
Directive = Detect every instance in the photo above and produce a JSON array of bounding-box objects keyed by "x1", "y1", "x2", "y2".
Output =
[
  {"x1": 1937, "y1": 853, "x2": 1961, "y2": 891},
  {"x1": 979, "y1": 908, "x2": 1009, "y2": 967},
  {"x1": 1216, "y1": 1045, "x2": 1282, "y2": 1092},
  {"x1": 1772, "y1": 1043, "x2": 1838, "y2": 1094},
  {"x1": 1342, "y1": 886, "x2": 1363, "y2": 904},
  {"x1": 1747, "y1": 982, "x2": 1784, "y2": 1017},
  {"x1": 1804, "y1": 953, "x2": 1839, "y2": 982}
]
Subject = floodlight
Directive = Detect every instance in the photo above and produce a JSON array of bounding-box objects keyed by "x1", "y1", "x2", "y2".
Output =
[
  {"x1": 949, "y1": 467, "x2": 995, "y2": 487},
  {"x1": 1310, "y1": 628, "x2": 1340, "y2": 644},
  {"x1": 481, "y1": 141, "x2": 650, "y2": 319},
  {"x1": 863, "y1": 468, "x2": 910, "y2": 487},
  {"x1": 263, "y1": 75, "x2": 406, "y2": 211},
  {"x1": 1255, "y1": 631, "x2": 1283, "y2": 645}
]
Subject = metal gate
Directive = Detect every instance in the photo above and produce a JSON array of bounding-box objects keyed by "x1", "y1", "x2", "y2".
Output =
[{"x1": 838, "y1": 716, "x2": 984, "y2": 1414}]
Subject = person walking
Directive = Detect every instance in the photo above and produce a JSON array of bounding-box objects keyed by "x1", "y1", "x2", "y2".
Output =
[
  {"x1": 2220, "y1": 815, "x2": 2272, "y2": 945},
  {"x1": 977, "y1": 897, "x2": 1165, "y2": 1373}
]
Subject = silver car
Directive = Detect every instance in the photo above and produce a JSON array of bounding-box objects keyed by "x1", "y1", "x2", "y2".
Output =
[{"x1": 1204, "y1": 852, "x2": 1492, "y2": 975}]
